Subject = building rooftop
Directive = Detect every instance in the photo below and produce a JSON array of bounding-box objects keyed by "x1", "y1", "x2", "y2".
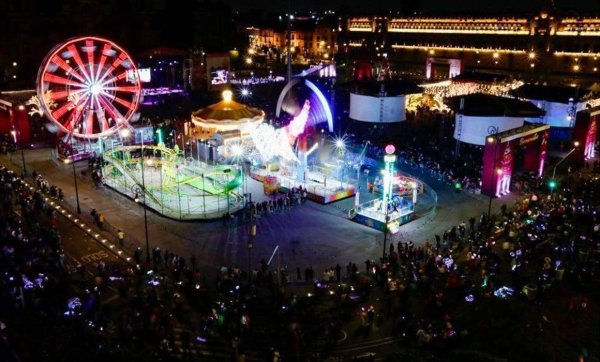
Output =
[
  {"x1": 452, "y1": 71, "x2": 511, "y2": 84},
  {"x1": 511, "y1": 84, "x2": 587, "y2": 104},
  {"x1": 447, "y1": 93, "x2": 545, "y2": 117},
  {"x1": 347, "y1": 80, "x2": 422, "y2": 96}
]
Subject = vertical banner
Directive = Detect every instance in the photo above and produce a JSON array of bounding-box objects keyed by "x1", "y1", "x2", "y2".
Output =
[
  {"x1": 481, "y1": 138, "x2": 505, "y2": 197},
  {"x1": 499, "y1": 141, "x2": 514, "y2": 196},
  {"x1": 584, "y1": 115, "x2": 597, "y2": 160},
  {"x1": 15, "y1": 106, "x2": 31, "y2": 143},
  {"x1": 573, "y1": 110, "x2": 599, "y2": 166},
  {"x1": 539, "y1": 130, "x2": 548, "y2": 176},
  {"x1": 523, "y1": 130, "x2": 548, "y2": 176},
  {"x1": 523, "y1": 139, "x2": 539, "y2": 173}
]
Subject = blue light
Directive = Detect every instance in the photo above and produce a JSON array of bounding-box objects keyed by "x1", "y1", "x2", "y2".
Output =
[{"x1": 304, "y1": 79, "x2": 333, "y2": 132}]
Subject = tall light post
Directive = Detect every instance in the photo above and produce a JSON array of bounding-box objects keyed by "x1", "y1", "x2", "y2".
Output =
[
  {"x1": 551, "y1": 141, "x2": 580, "y2": 180},
  {"x1": 333, "y1": 135, "x2": 347, "y2": 188},
  {"x1": 487, "y1": 168, "x2": 502, "y2": 221},
  {"x1": 136, "y1": 130, "x2": 151, "y2": 263},
  {"x1": 549, "y1": 141, "x2": 579, "y2": 199},
  {"x1": 147, "y1": 158, "x2": 164, "y2": 214},
  {"x1": 248, "y1": 214, "x2": 256, "y2": 279},
  {"x1": 64, "y1": 136, "x2": 82, "y2": 214},
  {"x1": 64, "y1": 156, "x2": 81, "y2": 214},
  {"x1": 10, "y1": 130, "x2": 27, "y2": 177},
  {"x1": 355, "y1": 140, "x2": 370, "y2": 206},
  {"x1": 485, "y1": 134, "x2": 500, "y2": 227},
  {"x1": 382, "y1": 144, "x2": 396, "y2": 259}
]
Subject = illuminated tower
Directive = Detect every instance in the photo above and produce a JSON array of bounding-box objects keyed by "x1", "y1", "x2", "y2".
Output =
[{"x1": 382, "y1": 144, "x2": 396, "y2": 212}]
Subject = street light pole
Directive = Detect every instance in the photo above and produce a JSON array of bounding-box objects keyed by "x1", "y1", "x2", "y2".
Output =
[
  {"x1": 139, "y1": 132, "x2": 151, "y2": 263},
  {"x1": 382, "y1": 206, "x2": 389, "y2": 260},
  {"x1": 248, "y1": 212, "x2": 256, "y2": 280},
  {"x1": 11, "y1": 130, "x2": 27, "y2": 177},
  {"x1": 66, "y1": 137, "x2": 81, "y2": 214},
  {"x1": 70, "y1": 157, "x2": 81, "y2": 214},
  {"x1": 20, "y1": 144, "x2": 27, "y2": 177},
  {"x1": 486, "y1": 134, "x2": 500, "y2": 228},
  {"x1": 551, "y1": 142, "x2": 580, "y2": 180}
]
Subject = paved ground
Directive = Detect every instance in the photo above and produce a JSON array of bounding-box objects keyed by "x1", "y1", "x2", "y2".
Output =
[{"x1": 1, "y1": 148, "x2": 522, "y2": 279}]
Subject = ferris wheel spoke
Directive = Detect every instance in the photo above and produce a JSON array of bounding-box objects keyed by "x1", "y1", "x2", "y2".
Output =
[
  {"x1": 104, "y1": 93, "x2": 136, "y2": 110},
  {"x1": 95, "y1": 43, "x2": 113, "y2": 84},
  {"x1": 72, "y1": 95, "x2": 93, "y2": 133},
  {"x1": 84, "y1": 39, "x2": 96, "y2": 82},
  {"x1": 64, "y1": 102, "x2": 87, "y2": 133},
  {"x1": 97, "y1": 52, "x2": 128, "y2": 84},
  {"x1": 49, "y1": 88, "x2": 86, "y2": 102},
  {"x1": 93, "y1": 95, "x2": 110, "y2": 132},
  {"x1": 100, "y1": 70, "x2": 128, "y2": 87},
  {"x1": 97, "y1": 94, "x2": 126, "y2": 124},
  {"x1": 43, "y1": 73, "x2": 86, "y2": 88},
  {"x1": 52, "y1": 101, "x2": 76, "y2": 120},
  {"x1": 53, "y1": 92, "x2": 89, "y2": 122},
  {"x1": 64, "y1": 111, "x2": 79, "y2": 133},
  {"x1": 50, "y1": 55, "x2": 87, "y2": 83},
  {"x1": 84, "y1": 109, "x2": 95, "y2": 136},
  {"x1": 67, "y1": 44, "x2": 92, "y2": 83}
]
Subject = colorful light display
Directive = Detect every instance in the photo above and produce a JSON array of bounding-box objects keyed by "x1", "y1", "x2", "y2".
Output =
[{"x1": 275, "y1": 79, "x2": 334, "y2": 133}]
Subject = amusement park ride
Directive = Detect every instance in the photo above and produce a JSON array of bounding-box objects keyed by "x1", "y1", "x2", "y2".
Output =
[
  {"x1": 35, "y1": 36, "x2": 244, "y2": 220},
  {"x1": 34, "y1": 35, "x2": 424, "y2": 226}
]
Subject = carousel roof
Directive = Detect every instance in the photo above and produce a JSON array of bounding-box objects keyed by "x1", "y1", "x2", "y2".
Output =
[
  {"x1": 192, "y1": 100, "x2": 264, "y2": 121},
  {"x1": 191, "y1": 91, "x2": 265, "y2": 130}
]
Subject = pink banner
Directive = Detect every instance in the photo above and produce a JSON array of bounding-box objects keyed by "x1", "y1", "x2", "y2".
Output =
[
  {"x1": 539, "y1": 131, "x2": 548, "y2": 176},
  {"x1": 481, "y1": 139, "x2": 505, "y2": 197},
  {"x1": 585, "y1": 116, "x2": 597, "y2": 160},
  {"x1": 498, "y1": 141, "x2": 514, "y2": 196},
  {"x1": 482, "y1": 128, "x2": 548, "y2": 197},
  {"x1": 573, "y1": 111, "x2": 597, "y2": 166}
]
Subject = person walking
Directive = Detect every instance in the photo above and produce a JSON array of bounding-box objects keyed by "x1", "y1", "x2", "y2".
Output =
[{"x1": 117, "y1": 229, "x2": 125, "y2": 247}]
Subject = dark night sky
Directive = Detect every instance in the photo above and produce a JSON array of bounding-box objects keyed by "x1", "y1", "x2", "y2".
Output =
[{"x1": 223, "y1": 0, "x2": 600, "y2": 14}]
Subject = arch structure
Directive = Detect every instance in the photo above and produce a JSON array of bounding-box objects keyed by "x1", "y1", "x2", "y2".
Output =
[
  {"x1": 482, "y1": 124, "x2": 550, "y2": 198},
  {"x1": 275, "y1": 78, "x2": 334, "y2": 133}
]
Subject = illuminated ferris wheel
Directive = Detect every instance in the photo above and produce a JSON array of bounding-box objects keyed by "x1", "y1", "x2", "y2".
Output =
[{"x1": 36, "y1": 36, "x2": 142, "y2": 139}]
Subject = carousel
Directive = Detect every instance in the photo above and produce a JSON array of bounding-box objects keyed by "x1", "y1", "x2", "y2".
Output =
[{"x1": 190, "y1": 90, "x2": 264, "y2": 161}]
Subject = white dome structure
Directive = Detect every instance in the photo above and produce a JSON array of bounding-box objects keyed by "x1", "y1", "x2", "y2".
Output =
[{"x1": 449, "y1": 93, "x2": 544, "y2": 146}]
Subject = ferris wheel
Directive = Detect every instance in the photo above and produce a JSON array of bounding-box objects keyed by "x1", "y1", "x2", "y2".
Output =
[{"x1": 37, "y1": 36, "x2": 142, "y2": 139}]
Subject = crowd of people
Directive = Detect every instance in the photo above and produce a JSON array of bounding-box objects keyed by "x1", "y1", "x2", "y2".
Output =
[
  {"x1": 0, "y1": 165, "x2": 65, "y2": 360},
  {"x1": 242, "y1": 169, "x2": 599, "y2": 360},
  {"x1": 228, "y1": 186, "x2": 309, "y2": 224},
  {"x1": 1, "y1": 112, "x2": 598, "y2": 362}
]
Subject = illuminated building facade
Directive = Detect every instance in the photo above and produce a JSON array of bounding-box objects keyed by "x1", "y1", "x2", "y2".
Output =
[
  {"x1": 245, "y1": 16, "x2": 338, "y2": 62},
  {"x1": 339, "y1": 10, "x2": 600, "y2": 79}
]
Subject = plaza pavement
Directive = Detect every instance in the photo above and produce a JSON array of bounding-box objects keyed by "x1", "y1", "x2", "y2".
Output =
[{"x1": 1, "y1": 148, "x2": 524, "y2": 279}]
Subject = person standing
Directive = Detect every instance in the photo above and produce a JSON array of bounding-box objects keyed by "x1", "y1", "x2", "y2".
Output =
[
  {"x1": 98, "y1": 213, "x2": 105, "y2": 229},
  {"x1": 117, "y1": 230, "x2": 125, "y2": 247}
]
